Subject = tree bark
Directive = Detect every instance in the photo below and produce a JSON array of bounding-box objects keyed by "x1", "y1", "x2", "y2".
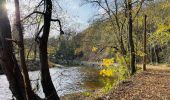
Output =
[
  {"x1": 143, "y1": 15, "x2": 147, "y2": 71},
  {"x1": 128, "y1": 0, "x2": 136, "y2": 75},
  {"x1": 14, "y1": 0, "x2": 41, "y2": 99},
  {"x1": 38, "y1": 0, "x2": 60, "y2": 99},
  {"x1": 34, "y1": 43, "x2": 37, "y2": 61},
  {"x1": 154, "y1": 45, "x2": 160, "y2": 64},
  {"x1": 0, "y1": 0, "x2": 26, "y2": 99},
  {"x1": 151, "y1": 47, "x2": 154, "y2": 64},
  {"x1": 120, "y1": 33, "x2": 127, "y2": 55}
]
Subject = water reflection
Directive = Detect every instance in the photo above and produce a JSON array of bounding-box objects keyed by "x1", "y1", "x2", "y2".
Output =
[{"x1": 0, "y1": 66, "x2": 115, "y2": 99}]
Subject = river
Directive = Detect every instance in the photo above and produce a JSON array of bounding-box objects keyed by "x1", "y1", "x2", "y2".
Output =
[{"x1": 0, "y1": 66, "x2": 113, "y2": 99}]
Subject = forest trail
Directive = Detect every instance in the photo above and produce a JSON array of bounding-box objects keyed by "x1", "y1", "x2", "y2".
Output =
[{"x1": 101, "y1": 65, "x2": 170, "y2": 100}]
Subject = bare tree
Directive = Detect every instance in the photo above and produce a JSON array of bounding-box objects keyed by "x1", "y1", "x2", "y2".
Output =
[
  {"x1": 14, "y1": 0, "x2": 40, "y2": 99},
  {"x1": 1, "y1": 0, "x2": 63, "y2": 99},
  {"x1": 24, "y1": 0, "x2": 63, "y2": 99},
  {"x1": 0, "y1": 0, "x2": 26, "y2": 99},
  {"x1": 84, "y1": 0, "x2": 127, "y2": 55},
  {"x1": 127, "y1": 0, "x2": 136, "y2": 74},
  {"x1": 38, "y1": 0, "x2": 60, "y2": 99},
  {"x1": 84, "y1": 0, "x2": 145, "y2": 74}
]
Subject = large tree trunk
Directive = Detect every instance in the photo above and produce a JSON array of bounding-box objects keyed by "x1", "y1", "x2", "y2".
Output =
[
  {"x1": 38, "y1": 0, "x2": 60, "y2": 99},
  {"x1": 128, "y1": 0, "x2": 136, "y2": 75},
  {"x1": 0, "y1": 0, "x2": 26, "y2": 99},
  {"x1": 14, "y1": 0, "x2": 40, "y2": 99}
]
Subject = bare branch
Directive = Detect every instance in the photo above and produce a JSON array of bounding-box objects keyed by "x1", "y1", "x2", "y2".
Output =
[
  {"x1": 132, "y1": 0, "x2": 145, "y2": 21},
  {"x1": 86, "y1": 0, "x2": 108, "y2": 12},
  {"x1": 35, "y1": 25, "x2": 44, "y2": 42},
  {"x1": 26, "y1": 41, "x2": 35, "y2": 61},
  {"x1": 34, "y1": 0, "x2": 44, "y2": 10},
  {"x1": 51, "y1": 19, "x2": 64, "y2": 35},
  {"x1": 22, "y1": 11, "x2": 45, "y2": 21}
]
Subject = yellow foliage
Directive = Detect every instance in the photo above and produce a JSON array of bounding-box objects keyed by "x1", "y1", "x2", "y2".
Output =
[
  {"x1": 102, "y1": 58, "x2": 114, "y2": 67},
  {"x1": 92, "y1": 47, "x2": 98, "y2": 52},
  {"x1": 115, "y1": 53, "x2": 125, "y2": 65},
  {"x1": 149, "y1": 23, "x2": 170, "y2": 45},
  {"x1": 111, "y1": 48, "x2": 115, "y2": 53},
  {"x1": 100, "y1": 69, "x2": 113, "y2": 77},
  {"x1": 136, "y1": 51, "x2": 146, "y2": 57},
  {"x1": 161, "y1": 3, "x2": 170, "y2": 9}
]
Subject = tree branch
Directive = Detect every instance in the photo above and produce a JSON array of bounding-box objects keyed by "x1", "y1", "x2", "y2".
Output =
[
  {"x1": 35, "y1": 25, "x2": 44, "y2": 42},
  {"x1": 22, "y1": 11, "x2": 45, "y2": 21},
  {"x1": 51, "y1": 19, "x2": 64, "y2": 35},
  {"x1": 132, "y1": 0, "x2": 145, "y2": 21}
]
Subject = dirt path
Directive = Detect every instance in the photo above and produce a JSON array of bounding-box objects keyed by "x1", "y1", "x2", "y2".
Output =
[{"x1": 100, "y1": 65, "x2": 170, "y2": 100}]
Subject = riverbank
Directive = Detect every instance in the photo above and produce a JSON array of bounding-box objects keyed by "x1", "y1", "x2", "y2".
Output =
[
  {"x1": 61, "y1": 64, "x2": 170, "y2": 100},
  {"x1": 0, "y1": 60, "x2": 63, "y2": 74},
  {"x1": 98, "y1": 65, "x2": 170, "y2": 100},
  {"x1": 0, "y1": 66, "x2": 107, "y2": 100},
  {"x1": 0, "y1": 60, "x2": 101, "y2": 75}
]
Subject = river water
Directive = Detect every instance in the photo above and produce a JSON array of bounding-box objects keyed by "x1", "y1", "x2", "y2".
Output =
[{"x1": 0, "y1": 66, "x2": 111, "y2": 100}]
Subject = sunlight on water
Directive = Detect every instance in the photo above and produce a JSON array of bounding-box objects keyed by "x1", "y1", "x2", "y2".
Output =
[
  {"x1": 0, "y1": 75, "x2": 12, "y2": 100},
  {"x1": 0, "y1": 66, "x2": 114, "y2": 99}
]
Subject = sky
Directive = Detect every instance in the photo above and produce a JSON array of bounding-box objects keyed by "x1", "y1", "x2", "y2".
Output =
[
  {"x1": 6, "y1": 0, "x2": 100, "y2": 37},
  {"x1": 57, "y1": 0, "x2": 99, "y2": 31}
]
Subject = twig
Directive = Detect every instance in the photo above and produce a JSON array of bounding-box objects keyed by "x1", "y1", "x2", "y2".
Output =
[{"x1": 22, "y1": 11, "x2": 45, "y2": 21}]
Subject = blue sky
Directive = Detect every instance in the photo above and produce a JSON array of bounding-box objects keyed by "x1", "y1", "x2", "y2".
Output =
[{"x1": 58, "y1": 0, "x2": 99, "y2": 31}]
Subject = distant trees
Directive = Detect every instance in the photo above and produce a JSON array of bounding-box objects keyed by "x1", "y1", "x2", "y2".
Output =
[
  {"x1": 147, "y1": 0, "x2": 170, "y2": 64},
  {"x1": 84, "y1": 0, "x2": 127, "y2": 56},
  {"x1": 55, "y1": 33, "x2": 77, "y2": 64}
]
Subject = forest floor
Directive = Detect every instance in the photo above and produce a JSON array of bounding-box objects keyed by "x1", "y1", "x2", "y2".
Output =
[{"x1": 99, "y1": 64, "x2": 170, "y2": 100}]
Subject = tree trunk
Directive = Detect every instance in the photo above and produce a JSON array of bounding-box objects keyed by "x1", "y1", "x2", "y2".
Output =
[
  {"x1": 128, "y1": 0, "x2": 136, "y2": 75},
  {"x1": 143, "y1": 15, "x2": 147, "y2": 71},
  {"x1": 154, "y1": 46, "x2": 159, "y2": 64},
  {"x1": 120, "y1": 32, "x2": 127, "y2": 55},
  {"x1": 151, "y1": 47, "x2": 154, "y2": 64},
  {"x1": 33, "y1": 43, "x2": 37, "y2": 61},
  {"x1": 38, "y1": 0, "x2": 60, "y2": 99},
  {"x1": 14, "y1": 0, "x2": 40, "y2": 99},
  {"x1": 0, "y1": 0, "x2": 26, "y2": 99}
]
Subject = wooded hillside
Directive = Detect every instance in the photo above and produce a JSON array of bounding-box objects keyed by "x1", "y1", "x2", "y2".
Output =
[{"x1": 73, "y1": 0, "x2": 170, "y2": 64}]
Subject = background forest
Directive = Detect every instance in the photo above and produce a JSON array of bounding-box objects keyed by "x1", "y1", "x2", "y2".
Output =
[{"x1": 56, "y1": 0, "x2": 170, "y2": 64}]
